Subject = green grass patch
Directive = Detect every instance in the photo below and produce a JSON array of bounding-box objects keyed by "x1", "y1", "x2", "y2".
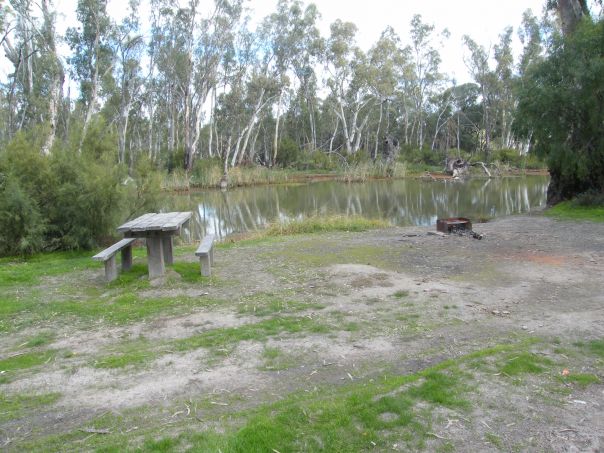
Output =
[
  {"x1": 94, "y1": 350, "x2": 151, "y2": 369},
  {"x1": 485, "y1": 432, "x2": 504, "y2": 449},
  {"x1": 175, "y1": 316, "x2": 329, "y2": 353},
  {"x1": 586, "y1": 339, "x2": 604, "y2": 357},
  {"x1": 498, "y1": 352, "x2": 553, "y2": 376},
  {"x1": 546, "y1": 201, "x2": 604, "y2": 222},
  {"x1": 558, "y1": 373, "x2": 600, "y2": 388},
  {"x1": 393, "y1": 290, "x2": 409, "y2": 299},
  {"x1": 0, "y1": 350, "x2": 56, "y2": 373},
  {"x1": 265, "y1": 215, "x2": 390, "y2": 236},
  {"x1": 260, "y1": 346, "x2": 299, "y2": 371},
  {"x1": 237, "y1": 293, "x2": 325, "y2": 317},
  {"x1": 0, "y1": 251, "x2": 96, "y2": 287},
  {"x1": 21, "y1": 331, "x2": 56, "y2": 348},
  {"x1": 0, "y1": 392, "x2": 61, "y2": 423}
]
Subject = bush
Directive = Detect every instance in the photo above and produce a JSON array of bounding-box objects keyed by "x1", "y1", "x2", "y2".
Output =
[
  {"x1": 190, "y1": 157, "x2": 223, "y2": 188},
  {"x1": 276, "y1": 138, "x2": 301, "y2": 168},
  {"x1": 0, "y1": 176, "x2": 45, "y2": 256},
  {"x1": 400, "y1": 146, "x2": 446, "y2": 166},
  {"x1": 0, "y1": 129, "x2": 163, "y2": 256}
]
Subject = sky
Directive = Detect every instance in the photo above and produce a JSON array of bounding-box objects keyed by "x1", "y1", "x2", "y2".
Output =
[{"x1": 1, "y1": 0, "x2": 548, "y2": 84}]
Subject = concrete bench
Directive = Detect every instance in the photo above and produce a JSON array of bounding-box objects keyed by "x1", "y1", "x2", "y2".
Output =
[
  {"x1": 195, "y1": 234, "x2": 215, "y2": 276},
  {"x1": 92, "y1": 238, "x2": 136, "y2": 282}
]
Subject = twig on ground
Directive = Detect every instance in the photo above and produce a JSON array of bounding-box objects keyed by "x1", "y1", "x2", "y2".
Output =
[
  {"x1": 427, "y1": 432, "x2": 450, "y2": 440},
  {"x1": 80, "y1": 428, "x2": 111, "y2": 434}
]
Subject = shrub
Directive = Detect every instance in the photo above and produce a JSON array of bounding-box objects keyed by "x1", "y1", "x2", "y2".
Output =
[
  {"x1": 0, "y1": 176, "x2": 45, "y2": 256},
  {"x1": 276, "y1": 138, "x2": 301, "y2": 168}
]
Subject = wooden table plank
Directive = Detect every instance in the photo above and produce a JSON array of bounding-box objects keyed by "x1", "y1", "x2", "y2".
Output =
[{"x1": 117, "y1": 212, "x2": 191, "y2": 234}]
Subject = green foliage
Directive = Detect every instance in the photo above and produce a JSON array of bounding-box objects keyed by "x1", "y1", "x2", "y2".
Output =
[
  {"x1": 276, "y1": 137, "x2": 301, "y2": 167},
  {"x1": 0, "y1": 176, "x2": 46, "y2": 256},
  {"x1": 515, "y1": 19, "x2": 604, "y2": 202},
  {"x1": 0, "y1": 130, "x2": 162, "y2": 256},
  {"x1": 190, "y1": 157, "x2": 224, "y2": 188},
  {"x1": 401, "y1": 146, "x2": 445, "y2": 167},
  {"x1": 295, "y1": 150, "x2": 338, "y2": 171}
]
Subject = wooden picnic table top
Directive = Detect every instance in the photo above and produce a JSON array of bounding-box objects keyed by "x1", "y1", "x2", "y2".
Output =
[{"x1": 117, "y1": 212, "x2": 192, "y2": 235}]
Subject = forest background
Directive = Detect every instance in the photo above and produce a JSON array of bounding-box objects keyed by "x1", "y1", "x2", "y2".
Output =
[{"x1": 0, "y1": 0, "x2": 602, "y2": 256}]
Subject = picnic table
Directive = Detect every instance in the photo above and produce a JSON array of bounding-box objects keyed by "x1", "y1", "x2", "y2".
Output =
[{"x1": 117, "y1": 211, "x2": 192, "y2": 279}]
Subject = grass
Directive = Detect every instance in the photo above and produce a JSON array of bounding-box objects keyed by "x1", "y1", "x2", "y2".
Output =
[
  {"x1": 260, "y1": 346, "x2": 298, "y2": 371},
  {"x1": 393, "y1": 290, "x2": 409, "y2": 299},
  {"x1": 0, "y1": 250, "x2": 95, "y2": 287},
  {"x1": 265, "y1": 215, "x2": 390, "y2": 236},
  {"x1": 21, "y1": 332, "x2": 56, "y2": 348},
  {"x1": 558, "y1": 373, "x2": 600, "y2": 388},
  {"x1": 0, "y1": 349, "x2": 57, "y2": 383},
  {"x1": 498, "y1": 352, "x2": 553, "y2": 376},
  {"x1": 174, "y1": 316, "x2": 329, "y2": 354},
  {"x1": 0, "y1": 350, "x2": 57, "y2": 373},
  {"x1": 0, "y1": 392, "x2": 61, "y2": 423},
  {"x1": 13, "y1": 338, "x2": 604, "y2": 452},
  {"x1": 546, "y1": 201, "x2": 604, "y2": 222},
  {"x1": 236, "y1": 293, "x2": 325, "y2": 317}
]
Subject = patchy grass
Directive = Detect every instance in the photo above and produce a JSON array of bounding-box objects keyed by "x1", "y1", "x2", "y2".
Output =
[
  {"x1": 260, "y1": 346, "x2": 299, "y2": 371},
  {"x1": 558, "y1": 373, "x2": 600, "y2": 388},
  {"x1": 20, "y1": 331, "x2": 56, "y2": 348},
  {"x1": 498, "y1": 352, "x2": 553, "y2": 376},
  {"x1": 174, "y1": 316, "x2": 329, "y2": 354},
  {"x1": 94, "y1": 350, "x2": 150, "y2": 369},
  {"x1": 265, "y1": 215, "x2": 390, "y2": 236},
  {"x1": 0, "y1": 392, "x2": 61, "y2": 423},
  {"x1": 237, "y1": 293, "x2": 325, "y2": 317},
  {"x1": 393, "y1": 290, "x2": 409, "y2": 299},
  {"x1": 546, "y1": 201, "x2": 604, "y2": 222},
  {"x1": 14, "y1": 338, "x2": 604, "y2": 452},
  {"x1": 0, "y1": 350, "x2": 57, "y2": 373}
]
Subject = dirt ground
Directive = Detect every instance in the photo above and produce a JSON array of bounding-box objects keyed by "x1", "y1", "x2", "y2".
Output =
[{"x1": 1, "y1": 213, "x2": 603, "y2": 451}]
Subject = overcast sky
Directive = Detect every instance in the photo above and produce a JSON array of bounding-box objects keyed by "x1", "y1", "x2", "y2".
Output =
[{"x1": 1, "y1": 0, "x2": 548, "y2": 83}]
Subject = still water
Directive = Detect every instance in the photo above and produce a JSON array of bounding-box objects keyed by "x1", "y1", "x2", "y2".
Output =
[{"x1": 168, "y1": 176, "x2": 549, "y2": 240}]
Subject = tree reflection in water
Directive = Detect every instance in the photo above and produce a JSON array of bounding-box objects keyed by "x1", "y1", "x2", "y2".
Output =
[{"x1": 168, "y1": 177, "x2": 549, "y2": 241}]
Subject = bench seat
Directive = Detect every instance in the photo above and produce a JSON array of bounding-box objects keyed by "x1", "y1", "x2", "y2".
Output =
[
  {"x1": 93, "y1": 238, "x2": 136, "y2": 282},
  {"x1": 195, "y1": 234, "x2": 215, "y2": 276}
]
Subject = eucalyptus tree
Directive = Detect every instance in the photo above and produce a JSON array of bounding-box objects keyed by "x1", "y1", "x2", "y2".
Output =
[
  {"x1": 463, "y1": 35, "x2": 497, "y2": 153},
  {"x1": 111, "y1": 0, "x2": 144, "y2": 165},
  {"x1": 517, "y1": 9, "x2": 543, "y2": 78},
  {"x1": 366, "y1": 27, "x2": 407, "y2": 159},
  {"x1": 1, "y1": 0, "x2": 63, "y2": 153},
  {"x1": 66, "y1": 0, "x2": 115, "y2": 154},
  {"x1": 493, "y1": 27, "x2": 515, "y2": 149},
  {"x1": 260, "y1": 0, "x2": 322, "y2": 163},
  {"x1": 324, "y1": 20, "x2": 372, "y2": 156},
  {"x1": 407, "y1": 14, "x2": 446, "y2": 149}
]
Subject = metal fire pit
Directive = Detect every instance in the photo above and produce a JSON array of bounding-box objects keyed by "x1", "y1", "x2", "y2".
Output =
[{"x1": 436, "y1": 217, "x2": 472, "y2": 233}]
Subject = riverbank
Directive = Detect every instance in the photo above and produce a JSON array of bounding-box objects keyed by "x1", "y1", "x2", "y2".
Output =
[
  {"x1": 162, "y1": 162, "x2": 548, "y2": 192},
  {"x1": 0, "y1": 213, "x2": 602, "y2": 451}
]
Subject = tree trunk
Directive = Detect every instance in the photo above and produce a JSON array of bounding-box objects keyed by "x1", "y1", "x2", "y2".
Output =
[
  {"x1": 373, "y1": 101, "x2": 383, "y2": 160},
  {"x1": 272, "y1": 88, "x2": 284, "y2": 164},
  {"x1": 557, "y1": 0, "x2": 590, "y2": 35}
]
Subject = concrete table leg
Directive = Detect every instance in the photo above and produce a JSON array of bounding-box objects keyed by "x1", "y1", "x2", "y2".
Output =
[
  {"x1": 162, "y1": 236, "x2": 174, "y2": 266},
  {"x1": 121, "y1": 245, "x2": 133, "y2": 271},
  {"x1": 146, "y1": 237, "x2": 165, "y2": 278},
  {"x1": 104, "y1": 256, "x2": 118, "y2": 282}
]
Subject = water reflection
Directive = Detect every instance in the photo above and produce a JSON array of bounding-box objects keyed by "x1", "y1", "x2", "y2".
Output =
[{"x1": 168, "y1": 177, "x2": 549, "y2": 240}]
